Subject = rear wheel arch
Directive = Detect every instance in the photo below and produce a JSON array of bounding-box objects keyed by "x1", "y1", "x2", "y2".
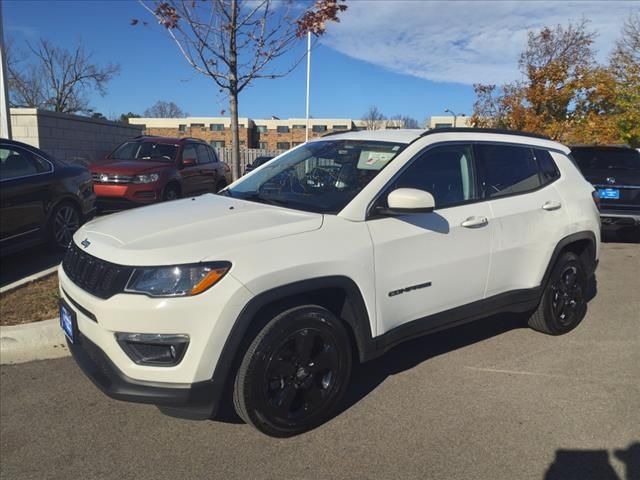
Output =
[{"x1": 541, "y1": 231, "x2": 597, "y2": 288}]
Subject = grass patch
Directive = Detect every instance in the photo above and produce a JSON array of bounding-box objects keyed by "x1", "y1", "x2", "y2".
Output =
[{"x1": 0, "y1": 274, "x2": 59, "y2": 326}]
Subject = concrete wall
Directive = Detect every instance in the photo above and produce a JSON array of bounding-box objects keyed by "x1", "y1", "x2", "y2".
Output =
[{"x1": 9, "y1": 108, "x2": 143, "y2": 165}]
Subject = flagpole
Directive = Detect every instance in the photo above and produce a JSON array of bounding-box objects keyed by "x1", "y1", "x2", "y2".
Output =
[{"x1": 305, "y1": 32, "x2": 311, "y2": 143}]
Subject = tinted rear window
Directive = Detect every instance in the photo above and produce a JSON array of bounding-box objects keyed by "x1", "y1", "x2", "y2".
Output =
[{"x1": 571, "y1": 148, "x2": 640, "y2": 170}]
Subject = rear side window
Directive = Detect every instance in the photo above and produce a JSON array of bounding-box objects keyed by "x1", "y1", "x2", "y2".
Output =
[
  {"x1": 391, "y1": 144, "x2": 479, "y2": 209},
  {"x1": 476, "y1": 145, "x2": 542, "y2": 198},
  {"x1": 196, "y1": 144, "x2": 211, "y2": 164},
  {"x1": 534, "y1": 149, "x2": 560, "y2": 182},
  {"x1": 181, "y1": 144, "x2": 197, "y2": 162}
]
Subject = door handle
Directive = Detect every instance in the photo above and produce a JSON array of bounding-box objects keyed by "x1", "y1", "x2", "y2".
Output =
[
  {"x1": 542, "y1": 201, "x2": 562, "y2": 211},
  {"x1": 461, "y1": 216, "x2": 489, "y2": 228}
]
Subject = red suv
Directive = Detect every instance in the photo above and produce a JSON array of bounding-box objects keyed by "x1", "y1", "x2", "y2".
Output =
[{"x1": 90, "y1": 136, "x2": 231, "y2": 210}]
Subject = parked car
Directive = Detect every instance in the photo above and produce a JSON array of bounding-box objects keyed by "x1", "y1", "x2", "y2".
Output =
[
  {"x1": 570, "y1": 145, "x2": 640, "y2": 229},
  {"x1": 60, "y1": 128, "x2": 600, "y2": 437},
  {"x1": 0, "y1": 139, "x2": 95, "y2": 255},
  {"x1": 244, "y1": 155, "x2": 273, "y2": 175},
  {"x1": 90, "y1": 136, "x2": 231, "y2": 210}
]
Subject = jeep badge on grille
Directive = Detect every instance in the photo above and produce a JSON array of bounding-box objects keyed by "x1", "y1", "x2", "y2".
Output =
[{"x1": 81, "y1": 238, "x2": 91, "y2": 249}]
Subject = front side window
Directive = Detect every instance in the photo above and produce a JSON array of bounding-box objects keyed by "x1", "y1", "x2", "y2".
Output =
[
  {"x1": 389, "y1": 144, "x2": 478, "y2": 209},
  {"x1": 110, "y1": 141, "x2": 178, "y2": 162},
  {"x1": 225, "y1": 140, "x2": 405, "y2": 213},
  {"x1": 181, "y1": 144, "x2": 198, "y2": 163},
  {"x1": 476, "y1": 144, "x2": 542, "y2": 198},
  {"x1": 0, "y1": 146, "x2": 52, "y2": 180}
]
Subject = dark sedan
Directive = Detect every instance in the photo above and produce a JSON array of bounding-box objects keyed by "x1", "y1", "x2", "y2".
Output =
[{"x1": 0, "y1": 139, "x2": 96, "y2": 255}]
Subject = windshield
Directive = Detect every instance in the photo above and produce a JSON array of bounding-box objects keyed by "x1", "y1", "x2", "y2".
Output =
[
  {"x1": 572, "y1": 148, "x2": 640, "y2": 171},
  {"x1": 225, "y1": 140, "x2": 406, "y2": 213},
  {"x1": 110, "y1": 141, "x2": 178, "y2": 162}
]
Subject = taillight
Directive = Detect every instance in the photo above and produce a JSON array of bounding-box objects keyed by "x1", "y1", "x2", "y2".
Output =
[{"x1": 591, "y1": 190, "x2": 601, "y2": 211}]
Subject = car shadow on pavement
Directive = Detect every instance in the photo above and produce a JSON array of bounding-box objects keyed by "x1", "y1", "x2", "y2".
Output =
[
  {"x1": 337, "y1": 311, "x2": 528, "y2": 418},
  {"x1": 0, "y1": 246, "x2": 64, "y2": 287},
  {"x1": 544, "y1": 443, "x2": 640, "y2": 480}
]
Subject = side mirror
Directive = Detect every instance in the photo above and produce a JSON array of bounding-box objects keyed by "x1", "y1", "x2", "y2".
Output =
[
  {"x1": 182, "y1": 157, "x2": 197, "y2": 167},
  {"x1": 379, "y1": 188, "x2": 435, "y2": 215}
]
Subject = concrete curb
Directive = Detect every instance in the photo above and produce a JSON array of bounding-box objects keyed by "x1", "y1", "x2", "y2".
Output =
[
  {"x1": 0, "y1": 265, "x2": 59, "y2": 294},
  {"x1": 0, "y1": 319, "x2": 70, "y2": 365}
]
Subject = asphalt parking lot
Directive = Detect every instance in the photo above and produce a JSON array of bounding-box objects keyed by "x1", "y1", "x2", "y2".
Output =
[{"x1": 1, "y1": 241, "x2": 639, "y2": 480}]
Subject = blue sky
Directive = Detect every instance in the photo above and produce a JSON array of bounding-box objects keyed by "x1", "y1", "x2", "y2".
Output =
[{"x1": 4, "y1": 1, "x2": 637, "y2": 123}]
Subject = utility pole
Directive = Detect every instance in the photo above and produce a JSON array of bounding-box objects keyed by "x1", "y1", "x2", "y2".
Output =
[
  {"x1": 305, "y1": 32, "x2": 311, "y2": 143},
  {"x1": 0, "y1": 1, "x2": 12, "y2": 139}
]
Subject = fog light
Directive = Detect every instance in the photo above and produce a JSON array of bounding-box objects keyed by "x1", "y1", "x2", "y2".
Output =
[{"x1": 115, "y1": 333, "x2": 189, "y2": 366}]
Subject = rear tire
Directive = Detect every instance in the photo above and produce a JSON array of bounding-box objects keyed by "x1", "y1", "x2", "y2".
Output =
[
  {"x1": 233, "y1": 305, "x2": 352, "y2": 437},
  {"x1": 528, "y1": 252, "x2": 588, "y2": 335}
]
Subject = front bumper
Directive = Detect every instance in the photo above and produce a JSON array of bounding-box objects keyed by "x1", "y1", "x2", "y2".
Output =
[
  {"x1": 68, "y1": 331, "x2": 219, "y2": 417},
  {"x1": 94, "y1": 183, "x2": 162, "y2": 207}
]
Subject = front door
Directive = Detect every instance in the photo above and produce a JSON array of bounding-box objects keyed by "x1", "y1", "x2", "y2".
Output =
[{"x1": 367, "y1": 143, "x2": 491, "y2": 335}]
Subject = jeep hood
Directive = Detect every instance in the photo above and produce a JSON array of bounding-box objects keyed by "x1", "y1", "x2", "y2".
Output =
[{"x1": 74, "y1": 194, "x2": 323, "y2": 265}]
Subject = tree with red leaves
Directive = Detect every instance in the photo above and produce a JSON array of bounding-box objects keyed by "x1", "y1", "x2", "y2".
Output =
[{"x1": 136, "y1": 0, "x2": 347, "y2": 180}]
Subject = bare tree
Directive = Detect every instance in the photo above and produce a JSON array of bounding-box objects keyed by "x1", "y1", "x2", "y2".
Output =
[
  {"x1": 363, "y1": 105, "x2": 385, "y2": 130},
  {"x1": 386, "y1": 114, "x2": 419, "y2": 129},
  {"x1": 7, "y1": 38, "x2": 119, "y2": 115},
  {"x1": 144, "y1": 100, "x2": 188, "y2": 117},
  {"x1": 136, "y1": 0, "x2": 347, "y2": 180}
]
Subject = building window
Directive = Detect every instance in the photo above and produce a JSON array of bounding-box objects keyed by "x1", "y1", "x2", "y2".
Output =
[
  {"x1": 256, "y1": 125, "x2": 268, "y2": 133},
  {"x1": 434, "y1": 123, "x2": 452, "y2": 128},
  {"x1": 209, "y1": 124, "x2": 224, "y2": 131},
  {"x1": 178, "y1": 124, "x2": 186, "y2": 132},
  {"x1": 191, "y1": 123, "x2": 205, "y2": 129},
  {"x1": 239, "y1": 124, "x2": 245, "y2": 129},
  {"x1": 240, "y1": 140, "x2": 246, "y2": 146},
  {"x1": 210, "y1": 140, "x2": 225, "y2": 148},
  {"x1": 292, "y1": 124, "x2": 306, "y2": 130},
  {"x1": 277, "y1": 142, "x2": 291, "y2": 150},
  {"x1": 312, "y1": 125, "x2": 327, "y2": 133},
  {"x1": 276, "y1": 125, "x2": 290, "y2": 133},
  {"x1": 259, "y1": 142, "x2": 268, "y2": 149},
  {"x1": 333, "y1": 125, "x2": 348, "y2": 130}
]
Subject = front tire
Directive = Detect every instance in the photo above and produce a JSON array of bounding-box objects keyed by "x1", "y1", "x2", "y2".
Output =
[
  {"x1": 528, "y1": 252, "x2": 588, "y2": 335},
  {"x1": 163, "y1": 183, "x2": 180, "y2": 201},
  {"x1": 233, "y1": 305, "x2": 352, "y2": 437}
]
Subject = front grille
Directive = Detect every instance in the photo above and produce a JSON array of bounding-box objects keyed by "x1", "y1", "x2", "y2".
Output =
[
  {"x1": 62, "y1": 243, "x2": 133, "y2": 299},
  {"x1": 92, "y1": 173, "x2": 134, "y2": 184}
]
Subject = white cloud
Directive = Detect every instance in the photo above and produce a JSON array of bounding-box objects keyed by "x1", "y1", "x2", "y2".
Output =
[{"x1": 322, "y1": 0, "x2": 639, "y2": 85}]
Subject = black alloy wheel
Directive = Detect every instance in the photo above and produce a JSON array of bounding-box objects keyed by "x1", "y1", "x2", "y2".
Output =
[
  {"x1": 528, "y1": 251, "x2": 588, "y2": 335},
  {"x1": 51, "y1": 203, "x2": 80, "y2": 250},
  {"x1": 233, "y1": 305, "x2": 352, "y2": 437}
]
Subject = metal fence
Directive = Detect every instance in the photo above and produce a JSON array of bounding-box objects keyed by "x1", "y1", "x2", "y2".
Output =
[{"x1": 213, "y1": 147, "x2": 285, "y2": 170}]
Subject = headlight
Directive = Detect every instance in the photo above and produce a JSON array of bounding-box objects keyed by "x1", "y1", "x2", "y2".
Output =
[
  {"x1": 125, "y1": 262, "x2": 231, "y2": 297},
  {"x1": 132, "y1": 173, "x2": 160, "y2": 184}
]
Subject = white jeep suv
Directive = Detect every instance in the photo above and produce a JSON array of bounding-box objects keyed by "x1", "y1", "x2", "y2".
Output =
[{"x1": 59, "y1": 128, "x2": 600, "y2": 437}]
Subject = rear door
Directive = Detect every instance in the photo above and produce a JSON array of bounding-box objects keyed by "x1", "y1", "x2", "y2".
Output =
[
  {"x1": 179, "y1": 143, "x2": 200, "y2": 195},
  {"x1": 367, "y1": 143, "x2": 492, "y2": 334},
  {"x1": 195, "y1": 143, "x2": 218, "y2": 193},
  {"x1": 0, "y1": 144, "x2": 54, "y2": 246},
  {"x1": 475, "y1": 143, "x2": 566, "y2": 296}
]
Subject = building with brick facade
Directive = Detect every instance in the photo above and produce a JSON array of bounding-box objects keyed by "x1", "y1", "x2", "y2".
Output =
[{"x1": 128, "y1": 117, "x2": 356, "y2": 149}]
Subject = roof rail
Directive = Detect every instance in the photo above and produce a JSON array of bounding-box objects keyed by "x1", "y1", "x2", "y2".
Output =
[
  {"x1": 321, "y1": 128, "x2": 355, "y2": 138},
  {"x1": 419, "y1": 127, "x2": 550, "y2": 140}
]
